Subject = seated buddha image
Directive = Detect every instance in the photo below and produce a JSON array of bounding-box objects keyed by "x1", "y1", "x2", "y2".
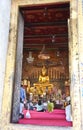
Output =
[
  {"x1": 39, "y1": 65, "x2": 49, "y2": 83},
  {"x1": 33, "y1": 65, "x2": 53, "y2": 95}
]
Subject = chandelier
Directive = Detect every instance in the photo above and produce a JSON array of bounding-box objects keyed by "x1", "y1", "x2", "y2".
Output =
[
  {"x1": 26, "y1": 51, "x2": 34, "y2": 63},
  {"x1": 38, "y1": 45, "x2": 50, "y2": 60}
]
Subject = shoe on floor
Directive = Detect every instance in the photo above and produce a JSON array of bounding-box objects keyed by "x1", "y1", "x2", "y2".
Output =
[{"x1": 19, "y1": 113, "x2": 24, "y2": 119}]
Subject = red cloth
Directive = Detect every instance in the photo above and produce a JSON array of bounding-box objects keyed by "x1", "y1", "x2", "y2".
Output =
[{"x1": 19, "y1": 109, "x2": 72, "y2": 126}]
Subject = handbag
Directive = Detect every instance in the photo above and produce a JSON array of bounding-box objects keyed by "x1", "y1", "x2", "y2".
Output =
[{"x1": 25, "y1": 110, "x2": 31, "y2": 118}]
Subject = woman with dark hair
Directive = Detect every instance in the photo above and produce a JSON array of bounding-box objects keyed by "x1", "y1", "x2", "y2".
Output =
[{"x1": 35, "y1": 100, "x2": 44, "y2": 112}]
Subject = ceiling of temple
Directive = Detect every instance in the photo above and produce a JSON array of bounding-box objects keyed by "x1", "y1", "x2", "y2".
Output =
[{"x1": 20, "y1": 2, "x2": 70, "y2": 52}]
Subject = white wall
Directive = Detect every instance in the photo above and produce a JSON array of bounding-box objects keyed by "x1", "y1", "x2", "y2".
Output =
[{"x1": 0, "y1": 0, "x2": 11, "y2": 113}]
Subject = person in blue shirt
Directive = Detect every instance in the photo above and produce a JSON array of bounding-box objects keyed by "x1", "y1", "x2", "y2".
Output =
[
  {"x1": 19, "y1": 85, "x2": 26, "y2": 118},
  {"x1": 20, "y1": 85, "x2": 26, "y2": 103}
]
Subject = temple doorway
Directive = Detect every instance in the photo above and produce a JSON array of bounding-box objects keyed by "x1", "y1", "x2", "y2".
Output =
[{"x1": 12, "y1": 1, "x2": 71, "y2": 126}]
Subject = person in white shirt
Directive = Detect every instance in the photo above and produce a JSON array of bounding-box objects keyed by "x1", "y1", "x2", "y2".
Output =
[
  {"x1": 35, "y1": 100, "x2": 44, "y2": 112},
  {"x1": 65, "y1": 96, "x2": 72, "y2": 121}
]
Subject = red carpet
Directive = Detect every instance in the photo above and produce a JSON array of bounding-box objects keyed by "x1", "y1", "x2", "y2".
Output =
[{"x1": 19, "y1": 109, "x2": 72, "y2": 126}]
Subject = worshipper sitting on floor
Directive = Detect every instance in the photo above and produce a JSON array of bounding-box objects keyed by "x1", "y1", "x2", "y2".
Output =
[
  {"x1": 43, "y1": 99, "x2": 48, "y2": 111},
  {"x1": 65, "y1": 96, "x2": 72, "y2": 122},
  {"x1": 47, "y1": 99, "x2": 54, "y2": 112},
  {"x1": 35, "y1": 99, "x2": 45, "y2": 112},
  {"x1": 19, "y1": 84, "x2": 26, "y2": 119}
]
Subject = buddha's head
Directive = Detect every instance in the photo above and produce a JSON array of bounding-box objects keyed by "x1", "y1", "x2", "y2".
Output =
[{"x1": 42, "y1": 65, "x2": 47, "y2": 76}]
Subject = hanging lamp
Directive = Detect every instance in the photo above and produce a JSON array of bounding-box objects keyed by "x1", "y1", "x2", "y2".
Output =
[
  {"x1": 38, "y1": 44, "x2": 50, "y2": 60},
  {"x1": 26, "y1": 51, "x2": 34, "y2": 63}
]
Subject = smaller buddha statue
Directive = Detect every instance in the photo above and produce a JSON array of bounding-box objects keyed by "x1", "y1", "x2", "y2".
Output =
[{"x1": 39, "y1": 65, "x2": 49, "y2": 83}]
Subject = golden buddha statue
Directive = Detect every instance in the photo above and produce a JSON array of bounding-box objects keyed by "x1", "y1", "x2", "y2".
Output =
[
  {"x1": 33, "y1": 65, "x2": 53, "y2": 95},
  {"x1": 39, "y1": 65, "x2": 49, "y2": 83}
]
